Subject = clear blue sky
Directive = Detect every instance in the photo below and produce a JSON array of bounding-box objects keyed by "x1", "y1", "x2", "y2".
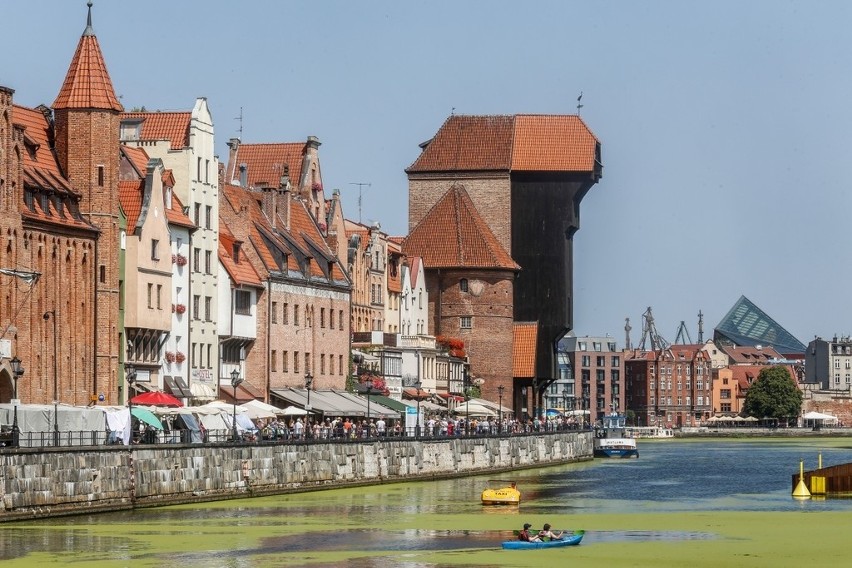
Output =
[{"x1": 5, "y1": 1, "x2": 852, "y2": 345}]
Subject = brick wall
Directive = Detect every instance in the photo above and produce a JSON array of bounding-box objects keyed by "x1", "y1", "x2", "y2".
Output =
[
  {"x1": 426, "y1": 268, "x2": 514, "y2": 401},
  {"x1": 408, "y1": 174, "x2": 512, "y2": 253}
]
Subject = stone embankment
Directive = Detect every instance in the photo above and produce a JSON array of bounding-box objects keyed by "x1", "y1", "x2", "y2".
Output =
[{"x1": 0, "y1": 431, "x2": 592, "y2": 522}]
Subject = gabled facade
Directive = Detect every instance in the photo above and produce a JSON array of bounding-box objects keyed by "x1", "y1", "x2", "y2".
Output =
[
  {"x1": 346, "y1": 220, "x2": 389, "y2": 333},
  {"x1": 385, "y1": 239, "x2": 402, "y2": 333},
  {"x1": 219, "y1": 179, "x2": 351, "y2": 402},
  {"x1": 118, "y1": 149, "x2": 173, "y2": 392},
  {"x1": 120, "y1": 98, "x2": 220, "y2": 391},
  {"x1": 400, "y1": 257, "x2": 428, "y2": 337},
  {"x1": 217, "y1": 220, "x2": 263, "y2": 390}
]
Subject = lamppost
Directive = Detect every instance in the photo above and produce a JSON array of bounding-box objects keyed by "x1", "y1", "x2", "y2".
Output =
[
  {"x1": 43, "y1": 310, "x2": 58, "y2": 446},
  {"x1": 125, "y1": 363, "x2": 137, "y2": 443},
  {"x1": 304, "y1": 371, "x2": 313, "y2": 415},
  {"x1": 364, "y1": 378, "x2": 373, "y2": 434},
  {"x1": 10, "y1": 356, "x2": 24, "y2": 447},
  {"x1": 463, "y1": 368, "x2": 471, "y2": 436},
  {"x1": 497, "y1": 384, "x2": 505, "y2": 433},
  {"x1": 230, "y1": 368, "x2": 243, "y2": 442},
  {"x1": 414, "y1": 380, "x2": 422, "y2": 437}
]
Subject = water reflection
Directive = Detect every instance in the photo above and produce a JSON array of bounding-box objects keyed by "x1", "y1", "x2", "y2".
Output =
[{"x1": 3, "y1": 439, "x2": 852, "y2": 566}]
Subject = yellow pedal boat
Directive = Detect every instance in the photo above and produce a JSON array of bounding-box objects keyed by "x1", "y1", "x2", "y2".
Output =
[{"x1": 481, "y1": 480, "x2": 520, "y2": 505}]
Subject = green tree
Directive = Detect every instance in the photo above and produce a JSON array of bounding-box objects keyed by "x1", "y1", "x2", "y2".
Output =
[{"x1": 743, "y1": 365, "x2": 802, "y2": 423}]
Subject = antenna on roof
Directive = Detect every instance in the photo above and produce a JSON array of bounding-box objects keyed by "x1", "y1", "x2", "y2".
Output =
[
  {"x1": 576, "y1": 91, "x2": 584, "y2": 115},
  {"x1": 235, "y1": 106, "x2": 243, "y2": 138},
  {"x1": 349, "y1": 182, "x2": 371, "y2": 223}
]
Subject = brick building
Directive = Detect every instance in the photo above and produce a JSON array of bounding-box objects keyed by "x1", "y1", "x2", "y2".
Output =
[
  {"x1": 1, "y1": 4, "x2": 122, "y2": 406},
  {"x1": 219, "y1": 179, "x2": 351, "y2": 402},
  {"x1": 403, "y1": 185, "x2": 518, "y2": 402},
  {"x1": 405, "y1": 114, "x2": 602, "y2": 413},
  {"x1": 625, "y1": 345, "x2": 712, "y2": 428}
]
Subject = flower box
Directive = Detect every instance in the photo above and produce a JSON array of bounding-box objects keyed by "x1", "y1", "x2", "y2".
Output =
[
  {"x1": 175, "y1": 254, "x2": 188, "y2": 266},
  {"x1": 174, "y1": 304, "x2": 186, "y2": 314}
]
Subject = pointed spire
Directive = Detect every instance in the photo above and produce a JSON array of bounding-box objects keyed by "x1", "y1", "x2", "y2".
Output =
[
  {"x1": 83, "y1": 1, "x2": 94, "y2": 36},
  {"x1": 53, "y1": 1, "x2": 122, "y2": 111}
]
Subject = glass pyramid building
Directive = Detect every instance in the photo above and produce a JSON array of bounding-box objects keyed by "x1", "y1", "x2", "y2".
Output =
[{"x1": 714, "y1": 295, "x2": 806, "y2": 356}]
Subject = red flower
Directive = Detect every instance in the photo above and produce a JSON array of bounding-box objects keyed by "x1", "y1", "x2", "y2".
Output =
[{"x1": 175, "y1": 352, "x2": 186, "y2": 363}]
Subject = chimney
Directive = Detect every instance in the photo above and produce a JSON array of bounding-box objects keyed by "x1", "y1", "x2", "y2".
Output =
[
  {"x1": 259, "y1": 183, "x2": 276, "y2": 229},
  {"x1": 280, "y1": 172, "x2": 291, "y2": 231},
  {"x1": 227, "y1": 137, "x2": 240, "y2": 183}
]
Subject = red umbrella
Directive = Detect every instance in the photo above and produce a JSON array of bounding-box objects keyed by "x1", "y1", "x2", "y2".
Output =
[{"x1": 130, "y1": 391, "x2": 183, "y2": 407}]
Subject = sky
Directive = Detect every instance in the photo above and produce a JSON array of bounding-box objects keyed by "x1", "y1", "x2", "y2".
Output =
[{"x1": 4, "y1": 0, "x2": 852, "y2": 347}]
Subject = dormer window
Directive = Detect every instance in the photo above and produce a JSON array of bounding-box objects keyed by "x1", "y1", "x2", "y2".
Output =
[
  {"x1": 165, "y1": 186, "x2": 172, "y2": 209},
  {"x1": 232, "y1": 242, "x2": 241, "y2": 263}
]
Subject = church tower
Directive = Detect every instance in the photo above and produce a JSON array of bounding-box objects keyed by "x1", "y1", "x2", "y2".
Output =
[{"x1": 52, "y1": 2, "x2": 123, "y2": 402}]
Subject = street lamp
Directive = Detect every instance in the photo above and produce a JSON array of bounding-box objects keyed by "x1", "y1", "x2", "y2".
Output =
[
  {"x1": 43, "y1": 310, "x2": 58, "y2": 446},
  {"x1": 414, "y1": 380, "x2": 422, "y2": 438},
  {"x1": 304, "y1": 371, "x2": 313, "y2": 414},
  {"x1": 10, "y1": 356, "x2": 24, "y2": 447},
  {"x1": 497, "y1": 384, "x2": 505, "y2": 433},
  {"x1": 463, "y1": 369, "x2": 471, "y2": 436},
  {"x1": 230, "y1": 368, "x2": 243, "y2": 442},
  {"x1": 125, "y1": 363, "x2": 137, "y2": 443},
  {"x1": 364, "y1": 378, "x2": 373, "y2": 434}
]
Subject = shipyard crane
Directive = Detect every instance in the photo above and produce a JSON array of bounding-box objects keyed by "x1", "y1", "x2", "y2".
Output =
[
  {"x1": 674, "y1": 321, "x2": 693, "y2": 345},
  {"x1": 637, "y1": 307, "x2": 670, "y2": 351}
]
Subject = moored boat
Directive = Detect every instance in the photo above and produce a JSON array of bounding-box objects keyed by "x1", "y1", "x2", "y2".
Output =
[
  {"x1": 481, "y1": 480, "x2": 520, "y2": 505},
  {"x1": 502, "y1": 530, "x2": 585, "y2": 549},
  {"x1": 594, "y1": 413, "x2": 638, "y2": 458}
]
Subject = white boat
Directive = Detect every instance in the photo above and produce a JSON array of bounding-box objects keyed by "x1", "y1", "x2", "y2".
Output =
[
  {"x1": 625, "y1": 426, "x2": 674, "y2": 439},
  {"x1": 594, "y1": 413, "x2": 639, "y2": 458}
]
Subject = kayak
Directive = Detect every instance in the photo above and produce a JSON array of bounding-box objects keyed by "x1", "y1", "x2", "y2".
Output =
[{"x1": 502, "y1": 530, "x2": 585, "y2": 550}]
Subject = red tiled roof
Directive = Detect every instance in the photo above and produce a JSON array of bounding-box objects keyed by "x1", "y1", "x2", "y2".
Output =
[
  {"x1": 119, "y1": 180, "x2": 144, "y2": 230},
  {"x1": 721, "y1": 345, "x2": 783, "y2": 364},
  {"x1": 221, "y1": 183, "x2": 347, "y2": 284},
  {"x1": 402, "y1": 185, "x2": 518, "y2": 270},
  {"x1": 226, "y1": 143, "x2": 306, "y2": 189},
  {"x1": 219, "y1": 221, "x2": 263, "y2": 288},
  {"x1": 14, "y1": 105, "x2": 93, "y2": 231},
  {"x1": 408, "y1": 257, "x2": 422, "y2": 289},
  {"x1": 407, "y1": 115, "x2": 513, "y2": 172},
  {"x1": 53, "y1": 20, "x2": 122, "y2": 111},
  {"x1": 406, "y1": 114, "x2": 598, "y2": 174},
  {"x1": 121, "y1": 145, "x2": 149, "y2": 176},
  {"x1": 512, "y1": 115, "x2": 598, "y2": 171},
  {"x1": 166, "y1": 192, "x2": 195, "y2": 230},
  {"x1": 121, "y1": 111, "x2": 191, "y2": 149},
  {"x1": 513, "y1": 322, "x2": 538, "y2": 378}
]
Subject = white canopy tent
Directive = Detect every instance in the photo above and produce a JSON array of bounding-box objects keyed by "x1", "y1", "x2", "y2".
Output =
[
  {"x1": 803, "y1": 411, "x2": 838, "y2": 424},
  {"x1": 452, "y1": 401, "x2": 497, "y2": 418}
]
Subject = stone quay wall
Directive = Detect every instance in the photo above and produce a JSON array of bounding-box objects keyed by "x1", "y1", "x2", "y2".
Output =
[{"x1": 0, "y1": 431, "x2": 592, "y2": 522}]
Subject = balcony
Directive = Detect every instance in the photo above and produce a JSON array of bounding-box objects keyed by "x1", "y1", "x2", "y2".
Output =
[{"x1": 398, "y1": 335, "x2": 436, "y2": 349}]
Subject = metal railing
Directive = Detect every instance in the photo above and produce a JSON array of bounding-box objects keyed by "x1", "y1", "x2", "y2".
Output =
[{"x1": 1, "y1": 421, "x2": 590, "y2": 449}]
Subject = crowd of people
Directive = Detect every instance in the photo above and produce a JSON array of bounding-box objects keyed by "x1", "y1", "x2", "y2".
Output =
[{"x1": 247, "y1": 413, "x2": 589, "y2": 442}]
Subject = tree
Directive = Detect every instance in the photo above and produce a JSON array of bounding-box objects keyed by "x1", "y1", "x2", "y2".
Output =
[{"x1": 743, "y1": 365, "x2": 802, "y2": 424}]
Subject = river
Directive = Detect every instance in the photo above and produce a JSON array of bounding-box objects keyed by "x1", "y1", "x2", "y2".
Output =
[{"x1": 3, "y1": 437, "x2": 852, "y2": 567}]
